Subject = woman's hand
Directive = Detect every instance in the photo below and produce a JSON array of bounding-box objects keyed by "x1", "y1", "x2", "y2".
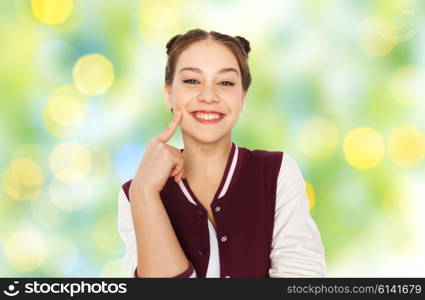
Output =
[{"x1": 129, "y1": 110, "x2": 185, "y2": 198}]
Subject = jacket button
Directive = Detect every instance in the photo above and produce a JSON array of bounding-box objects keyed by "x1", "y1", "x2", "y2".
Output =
[
  {"x1": 214, "y1": 206, "x2": 221, "y2": 212},
  {"x1": 220, "y1": 236, "x2": 228, "y2": 242},
  {"x1": 196, "y1": 210, "x2": 204, "y2": 218},
  {"x1": 198, "y1": 250, "x2": 203, "y2": 256}
]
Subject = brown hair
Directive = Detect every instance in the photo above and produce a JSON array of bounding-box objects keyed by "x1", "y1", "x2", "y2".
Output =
[{"x1": 165, "y1": 28, "x2": 252, "y2": 92}]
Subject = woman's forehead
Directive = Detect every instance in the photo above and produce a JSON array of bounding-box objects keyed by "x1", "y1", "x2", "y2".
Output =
[{"x1": 176, "y1": 41, "x2": 239, "y2": 70}]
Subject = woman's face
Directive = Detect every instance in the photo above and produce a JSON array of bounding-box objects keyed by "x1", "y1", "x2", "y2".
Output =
[{"x1": 164, "y1": 39, "x2": 247, "y2": 144}]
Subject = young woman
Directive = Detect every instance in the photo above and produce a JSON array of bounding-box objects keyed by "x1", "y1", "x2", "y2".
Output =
[{"x1": 117, "y1": 28, "x2": 326, "y2": 278}]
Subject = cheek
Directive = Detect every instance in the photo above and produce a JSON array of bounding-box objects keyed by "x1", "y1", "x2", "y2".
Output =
[
  {"x1": 172, "y1": 95, "x2": 190, "y2": 109},
  {"x1": 227, "y1": 97, "x2": 244, "y2": 113}
]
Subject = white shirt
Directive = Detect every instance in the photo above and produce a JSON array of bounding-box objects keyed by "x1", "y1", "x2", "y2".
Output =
[{"x1": 117, "y1": 152, "x2": 326, "y2": 277}]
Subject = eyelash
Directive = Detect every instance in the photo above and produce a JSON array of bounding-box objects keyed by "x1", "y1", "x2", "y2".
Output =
[{"x1": 183, "y1": 79, "x2": 235, "y2": 86}]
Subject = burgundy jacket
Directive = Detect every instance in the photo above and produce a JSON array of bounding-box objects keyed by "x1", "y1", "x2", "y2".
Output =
[{"x1": 121, "y1": 142, "x2": 283, "y2": 278}]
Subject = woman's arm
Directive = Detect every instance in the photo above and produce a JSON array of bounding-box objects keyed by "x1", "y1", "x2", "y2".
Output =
[
  {"x1": 117, "y1": 110, "x2": 197, "y2": 278},
  {"x1": 269, "y1": 153, "x2": 326, "y2": 277},
  {"x1": 117, "y1": 186, "x2": 197, "y2": 278}
]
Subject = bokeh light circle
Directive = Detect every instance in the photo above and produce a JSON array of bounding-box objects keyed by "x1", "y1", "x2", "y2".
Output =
[
  {"x1": 139, "y1": 1, "x2": 182, "y2": 47},
  {"x1": 343, "y1": 127, "x2": 385, "y2": 169},
  {"x1": 359, "y1": 16, "x2": 398, "y2": 57},
  {"x1": 5, "y1": 229, "x2": 46, "y2": 272},
  {"x1": 73, "y1": 54, "x2": 114, "y2": 96},
  {"x1": 49, "y1": 142, "x2": 91, "y2": 183},
  {"x1": 49, "y1": 181, "x2": 89, "y2": 211},
  {"x1": 10, "y1": 158, "x2": 44, "y2": 186},
  {"x1": 2, "y1": 169, "x2": 21, "y2": 200},
  {"x1": 43, "y1": 85, "x2": 88, "y2": 138},
  {"x1": 389, "y1": 66, "x2": 425, "y2": 106},
  {"x1": 2, "y1": 158, "x2": 44, "y2": 201},
  {"x1": 31, "y1": 0, "x2": 74, "y2": 25},
  {"x1": 388, "y1": 125, "x2": 425, "y2": 167},
  {"x1": 297, "y1": 117, "x2": 339, "y2": 160},
  {"x1": 46, "y1": 94, "x2": 87, "y2": 127}
]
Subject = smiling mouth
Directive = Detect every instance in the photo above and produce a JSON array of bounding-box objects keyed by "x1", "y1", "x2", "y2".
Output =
[{"x1": 190, "y1": 111, "x2": 226, "y2": 125}]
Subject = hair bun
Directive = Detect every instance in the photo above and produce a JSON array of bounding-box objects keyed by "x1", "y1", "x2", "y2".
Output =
[
  {"x1": 166, "y1": 34, "x2": 181, "y2": 55},
  {"x1": 235, "y1": 36, "x2": 251, "y2": 55}
]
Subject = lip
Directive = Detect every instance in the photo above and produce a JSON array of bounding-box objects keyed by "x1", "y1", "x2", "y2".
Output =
[{"x1": 190, "y1": 110, "x2": 226, "y2": 125}]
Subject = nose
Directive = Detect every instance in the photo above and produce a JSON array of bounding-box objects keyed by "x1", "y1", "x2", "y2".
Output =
[{"x1": 197, "y1": 84, "x2": 219, "y2": 103}]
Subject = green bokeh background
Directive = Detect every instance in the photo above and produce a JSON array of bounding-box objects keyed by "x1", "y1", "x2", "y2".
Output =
[{"x1": 1, "y1": 0, "x2": 424, "y2": 277}]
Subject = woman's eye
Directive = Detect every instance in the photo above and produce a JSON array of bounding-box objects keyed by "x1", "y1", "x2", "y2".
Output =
[
  {"x1": 220, "y1": 81, "x2": 235, "y2": 86},
  {"x1": 183, "y1": 79, "x2": 198, "y2": 84},
  {"x1": 183, "y1": 79, "x2": 234, "y2": 86}
]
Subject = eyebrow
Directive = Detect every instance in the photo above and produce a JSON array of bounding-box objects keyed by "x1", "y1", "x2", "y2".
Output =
[{"x1": 178, "y1": 67, "x2": 239, "y2": 76}]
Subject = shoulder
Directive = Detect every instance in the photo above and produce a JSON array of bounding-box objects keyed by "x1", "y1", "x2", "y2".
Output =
[
  {"x1": 275, "y1": 152, "x2": 307, "y2": 208},
  {"x1": 277, "y1": 152, "x2": 306, "y2": 185},
  {"x1": 236, "y1": 146, "x2": 285, "y2": 189},
  {"x1": 238, "y1": 145, "x2": 284, "y2": 168}
]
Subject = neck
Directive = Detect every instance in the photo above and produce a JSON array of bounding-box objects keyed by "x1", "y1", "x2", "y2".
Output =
[{"x1": 182, "y1": 134, "x2": 233, "y2": 180}]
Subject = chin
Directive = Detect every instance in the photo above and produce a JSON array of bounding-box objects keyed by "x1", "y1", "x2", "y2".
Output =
[
  {"x1": 182, "y1": 128, "x2": 230, "y2": 145},
  {"x1": 195, "y1": 133, "x2": 225, "y2": 144}
]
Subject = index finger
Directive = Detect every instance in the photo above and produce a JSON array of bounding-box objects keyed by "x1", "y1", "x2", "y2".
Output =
[{"x1": 155, "y1": 110, "x2": 182, "y2": 143}]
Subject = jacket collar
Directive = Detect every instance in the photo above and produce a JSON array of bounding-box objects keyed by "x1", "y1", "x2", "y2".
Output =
[{"x1": 178, "y1": 142, "x2": 239, "y2": 206}]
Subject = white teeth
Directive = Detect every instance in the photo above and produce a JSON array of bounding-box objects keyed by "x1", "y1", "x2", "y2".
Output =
[{"x1": 194, "y1": 113, "x2": 222, "y2": 120}]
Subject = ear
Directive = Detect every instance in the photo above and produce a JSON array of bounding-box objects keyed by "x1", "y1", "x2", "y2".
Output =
[{"x1": 163, "y1": 83, "x2": 173, "y2": 110}]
